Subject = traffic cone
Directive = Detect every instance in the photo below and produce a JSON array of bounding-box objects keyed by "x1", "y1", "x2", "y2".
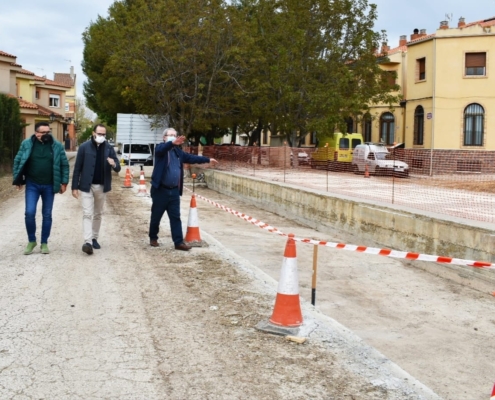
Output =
[
  {"x1": 364, "y1": 164, "x2": 370, "y2": 178},
  {"x1": 184, "y1": 194, "x2": 203, "y2": 246},
  {"x1": 122, "y1": 168, "x2": 132, "y2": 188},
  {"x1": 269, "y1": 234, "x2": 303, "y2": 327},
  {"x1": 491, "y1": 382, "x2": 495, "y2": 400},
  {"x1": 136, "y1": 168, "x2": 148, "y2": 196}
]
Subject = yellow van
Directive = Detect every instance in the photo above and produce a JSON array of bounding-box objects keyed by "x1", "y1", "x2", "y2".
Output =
[{"x1": 310, "y1": 133, "x2": 363, "y2": 170}]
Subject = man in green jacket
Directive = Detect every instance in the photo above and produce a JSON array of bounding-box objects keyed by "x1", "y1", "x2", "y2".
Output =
[{"x1": 13, "y1": 122, "x2": 70, "y2": 255}]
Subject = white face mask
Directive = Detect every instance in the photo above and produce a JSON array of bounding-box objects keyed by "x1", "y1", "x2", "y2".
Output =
[
  {"x1": 94, "y1": 135, "x2": 106, "y2": 144},
  {"x1": 165, "y1": 136, "x2": 176, "y2": 143}
]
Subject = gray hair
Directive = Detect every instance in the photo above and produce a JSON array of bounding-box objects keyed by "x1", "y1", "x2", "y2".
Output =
[{"x1": 163, "y1": 128, "x2": 177, "y2": 136}]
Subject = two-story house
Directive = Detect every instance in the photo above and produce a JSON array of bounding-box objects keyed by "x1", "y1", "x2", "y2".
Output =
[
  {"x1": 54, "y1": 67, "x2": 77, "y2": 147},
  {"x1": 357, "y1": 16, "x2": 495, "y2": 173},
  {"x1": 0, "y1": 50, "x2": 71, "y2": 143}
]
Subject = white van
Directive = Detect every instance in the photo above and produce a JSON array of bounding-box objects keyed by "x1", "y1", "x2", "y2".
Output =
[
  {"x1": 118, "y1": 143, "x2": 153, "y2": 166},
  {"x1": 352, "y1": 143, "x2": 409, "y2": 177}
]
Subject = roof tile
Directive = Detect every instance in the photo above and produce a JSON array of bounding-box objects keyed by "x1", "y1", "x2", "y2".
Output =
[
  {"x1": 53, "y1": 73, "x2": 75, "y2": 87},
  {"x1": 0, "y1": 50, "x2": 16, "y2": 58}
]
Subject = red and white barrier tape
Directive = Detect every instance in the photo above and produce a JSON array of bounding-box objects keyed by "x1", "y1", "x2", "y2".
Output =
[{"x1": 185, "y1": 188, "x2": 494, "y2": 270}]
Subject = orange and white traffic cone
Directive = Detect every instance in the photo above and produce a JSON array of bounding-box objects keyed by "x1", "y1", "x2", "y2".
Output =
[
  {"x1": 136, "y1": 169, "x2": 148, "y2": 196},
  {"x1": 269, "y1": 234, "x2": 303, "y2": 327},
  {"x1": 491, "y1": 382, "x2": 495, "y2": 400},
  {"x1": 364, "y1": 164, "x2": 370, "y2": 178},
  {"x1": 122, "y1": 168, "x2": 132, "y2": 188},
  {"x1": 256, "y1": 234, "x2": 303, "y2": 336},
  {"x1": 184, "y1": 194, "x2": 203, "y2": 246}
]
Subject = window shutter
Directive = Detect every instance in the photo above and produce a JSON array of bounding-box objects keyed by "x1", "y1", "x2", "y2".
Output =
[
  {"x1": 387, "y1": 72, "x2": 396, "y2": 87},
  {"x1": 466, "y1": 52, "x2": 486, "y2": 67},
  {"x1": 419, "y1": 59, "x2": 425, "y2": 73}
]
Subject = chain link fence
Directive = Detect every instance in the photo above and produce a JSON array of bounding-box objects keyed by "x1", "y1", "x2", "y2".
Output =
[{"x1": 192, "y1": 144, "x2": 495, "y2": 224}]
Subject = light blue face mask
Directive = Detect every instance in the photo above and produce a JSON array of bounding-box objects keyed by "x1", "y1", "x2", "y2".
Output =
[{"x1": 165, "y1": 136, "x2": 176, "y2": 143}]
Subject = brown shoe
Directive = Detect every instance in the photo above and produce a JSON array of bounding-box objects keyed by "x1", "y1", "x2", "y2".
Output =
[
  {"x1": 175, "y1": 242, "x2": 192, "y2": 251},
  {"x1": 150, "y1": 239, "x2": 159, "y2": 247}
]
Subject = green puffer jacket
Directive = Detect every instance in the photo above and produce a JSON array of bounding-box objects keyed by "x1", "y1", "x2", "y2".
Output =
[{"x1": 12, "y1": 135, "x2": 69, "y2": 193}]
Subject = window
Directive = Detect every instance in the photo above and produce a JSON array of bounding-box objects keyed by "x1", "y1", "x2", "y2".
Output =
[
  {"x1": 463, "y1": 103, "x2": 484, "y2": 146},
  {"x1": 49, "y1": 94, "x2": 60, "y2": 107},
  {"x1": 65, "y1": 102, "x2": 69, "y2": 112},
  {"x1": 417, "y1": 58, "x2": 426, "y2": 81},
  {"x1": 339, "y1": 138, "x2": 349, "y2": 149},
  {"x1": 363, "y1": 113, "x2": 372, "y2": 142},
  {"x1": 35, "y1": 90, "x2": 40, "y2": 99},
  {"x1": 465, "y1": 52, "x2": 486, "y2": 76},
  {"x1": 262, "y1": 129, "x2": 268, "y2": 144},
  {"x1": 345, "y1": 117, "x2": 354, "y2": 133},
  {"x1": 310, "y1": 131, "x2": 317, "y2": 145},
  {"x1": 384, "y1": 71, "x2": 396, "y2": 88},
  {"x1": 380, "y1": 112, "x2": 395, "y2": 145},
  {"x1": 413, "y1": 106, "x2": 424, "y2": 145}
]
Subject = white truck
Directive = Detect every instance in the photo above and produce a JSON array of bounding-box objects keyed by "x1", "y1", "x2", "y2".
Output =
[
  {"x1": 116, "y1": 113, "x2": 168, "y2": 165},
  {"x1": 352, "y1": 143, "x2": 409, "y2": 177}
]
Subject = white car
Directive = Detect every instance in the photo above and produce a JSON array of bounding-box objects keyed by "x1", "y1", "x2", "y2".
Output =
[{"x1": 352, "y1": 143, "x2": 409, "y2": 177}]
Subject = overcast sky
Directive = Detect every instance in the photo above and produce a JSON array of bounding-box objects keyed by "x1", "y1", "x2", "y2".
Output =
[{"x1": 0, "y1": 0, "x2": 493, "y2": 103}]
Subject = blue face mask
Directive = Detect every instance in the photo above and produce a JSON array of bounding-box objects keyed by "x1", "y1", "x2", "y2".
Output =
[{"x1": 165, "y1": 136, "x2": 176, "y2": 143}]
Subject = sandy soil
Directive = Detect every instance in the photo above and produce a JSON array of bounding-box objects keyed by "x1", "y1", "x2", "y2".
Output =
[{"x1": 0, "y1": 160, "x2": 494, "y2": 399}]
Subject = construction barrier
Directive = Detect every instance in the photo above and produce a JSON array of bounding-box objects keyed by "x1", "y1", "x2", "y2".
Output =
[
  {"x1": 122, "y1": 168, "x2": 132, "y2": 188},
  {"x1": 136, "y1": 167, "x2": 148, "y2": 196},
  {"x1": 269, "y1": 234, "x2": 303, "y2": 327},
  {"x1": 256, "y1": 233, "x2": 303, "y2": 336},
  {"x1": 184, "y1": 187, "x2": 494, "y2": 270},
  {"x1": 184, "y1": 194, "x2": 203, "y2": 246}
]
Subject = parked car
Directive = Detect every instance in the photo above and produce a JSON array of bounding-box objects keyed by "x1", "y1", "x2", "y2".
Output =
[
  {"x1": 352, "y1": 143, "x2": 409, "y2": 177},
  {"x1": 118, "y1": 143, "x2": 153, "y2": 166},
  {"x1": 290, "y1": 151, "x2": 310, "y2": 166}
]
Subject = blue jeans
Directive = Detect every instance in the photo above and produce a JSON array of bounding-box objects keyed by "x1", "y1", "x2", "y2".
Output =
[
  {"x1": 149, "y1": 186, "x2": 183, "y2": 245},
  {"x1": 25, "y1": 179, "x2": 55, "y2": 244}
]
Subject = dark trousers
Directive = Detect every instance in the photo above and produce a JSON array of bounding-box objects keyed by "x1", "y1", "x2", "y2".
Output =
[{"x1": 148, "y1": 186, "x2": 183, "y2": 245}]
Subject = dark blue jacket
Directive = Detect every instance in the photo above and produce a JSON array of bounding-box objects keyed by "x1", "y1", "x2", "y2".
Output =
[
  {"x1": 151, "y1": 142, "x2": 210, "y2": 195},
  {"x1": 71, "y1": 138, "x2": 121, "y2": 193}
]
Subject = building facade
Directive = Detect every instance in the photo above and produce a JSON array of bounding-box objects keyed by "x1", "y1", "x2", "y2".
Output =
[
  {"x1": 0, "y1": 50, "x2": 71, "y2": 144},
  {"x1": 362, "y1": 16, "x2": 495, "y2": 152}
]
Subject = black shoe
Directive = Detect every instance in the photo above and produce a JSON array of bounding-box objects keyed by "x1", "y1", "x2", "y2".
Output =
[
  {"x1": 82, "y1": 243, "x2": 93, "y2": 255},
  {"x1": 92, "y1": 239, "x2": 101, "y2": 249},
  {"x1": 175, "y1": 242, "x2": 192, "y2": 251}
]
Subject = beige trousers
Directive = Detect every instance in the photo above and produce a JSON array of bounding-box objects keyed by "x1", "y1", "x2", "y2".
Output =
[{"x1": 81, "y1": 184, "x2": 106, "y2": 244}]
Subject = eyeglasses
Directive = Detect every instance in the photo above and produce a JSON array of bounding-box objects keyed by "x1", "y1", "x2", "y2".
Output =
[{"x1": 37, "y1": 130, "x2": 51, "y2": 134}]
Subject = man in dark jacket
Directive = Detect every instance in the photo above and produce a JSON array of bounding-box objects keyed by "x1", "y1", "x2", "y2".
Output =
[
  {"x1": 149, "y1": 128, "x2": 217, "y2": 250},
  {"x1": 13, "y1": 122, "x2": 69, "y2": 255},
  {"x1": 71, "y1": 124, "x2": 121, "y2": 255}
]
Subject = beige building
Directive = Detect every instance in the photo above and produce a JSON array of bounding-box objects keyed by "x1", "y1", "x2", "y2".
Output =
[
  {"x1": 361, "y1": 16, "x2": 495, "y2": 152},
  {"x1": 54, "y1": 67, "x2": 77, "y2": 146},
  {"x1": 0, "y1": 50, "x2": 71, "y2": 144}
]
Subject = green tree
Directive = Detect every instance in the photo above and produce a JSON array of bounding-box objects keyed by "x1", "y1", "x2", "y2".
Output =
[
  {"x1": 0, "y1": 94, "x2": 23, "y2": 173},
  {"x1": 237, "y1": 0, "x2": 398, "y2": 147},
  {"x1": 82, "y1": 13, "x2": 138, "y2": 125},
  {"x1": 82, "y1": 0, "x2": 399, "y2": 145}
]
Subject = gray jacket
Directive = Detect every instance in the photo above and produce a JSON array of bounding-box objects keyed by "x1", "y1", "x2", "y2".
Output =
[{"x1": 71, "y1": 138, "x2": 121, "y2": 193}]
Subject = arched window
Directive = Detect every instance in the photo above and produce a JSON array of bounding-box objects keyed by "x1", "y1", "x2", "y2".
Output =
[
  {"x1": 464, "y1": 103, "x2": 484, "y2": 146},
  {"x1": 345, "y1": 117, "x2": 354, "y2": 133},
  {"x1": 363, "y1": 113, "x2": 372, "y2": 143},
  {"x1": 380, "y1": 112, "x2": 395, "y2": 145},
  {"x1": 413, "y1": 106, "x2": 424, "y2": 145}
]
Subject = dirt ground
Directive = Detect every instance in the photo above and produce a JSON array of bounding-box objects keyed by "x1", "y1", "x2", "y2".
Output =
[{"x1": 1, "y1": 158, "x2": 494, "y2": 399}]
